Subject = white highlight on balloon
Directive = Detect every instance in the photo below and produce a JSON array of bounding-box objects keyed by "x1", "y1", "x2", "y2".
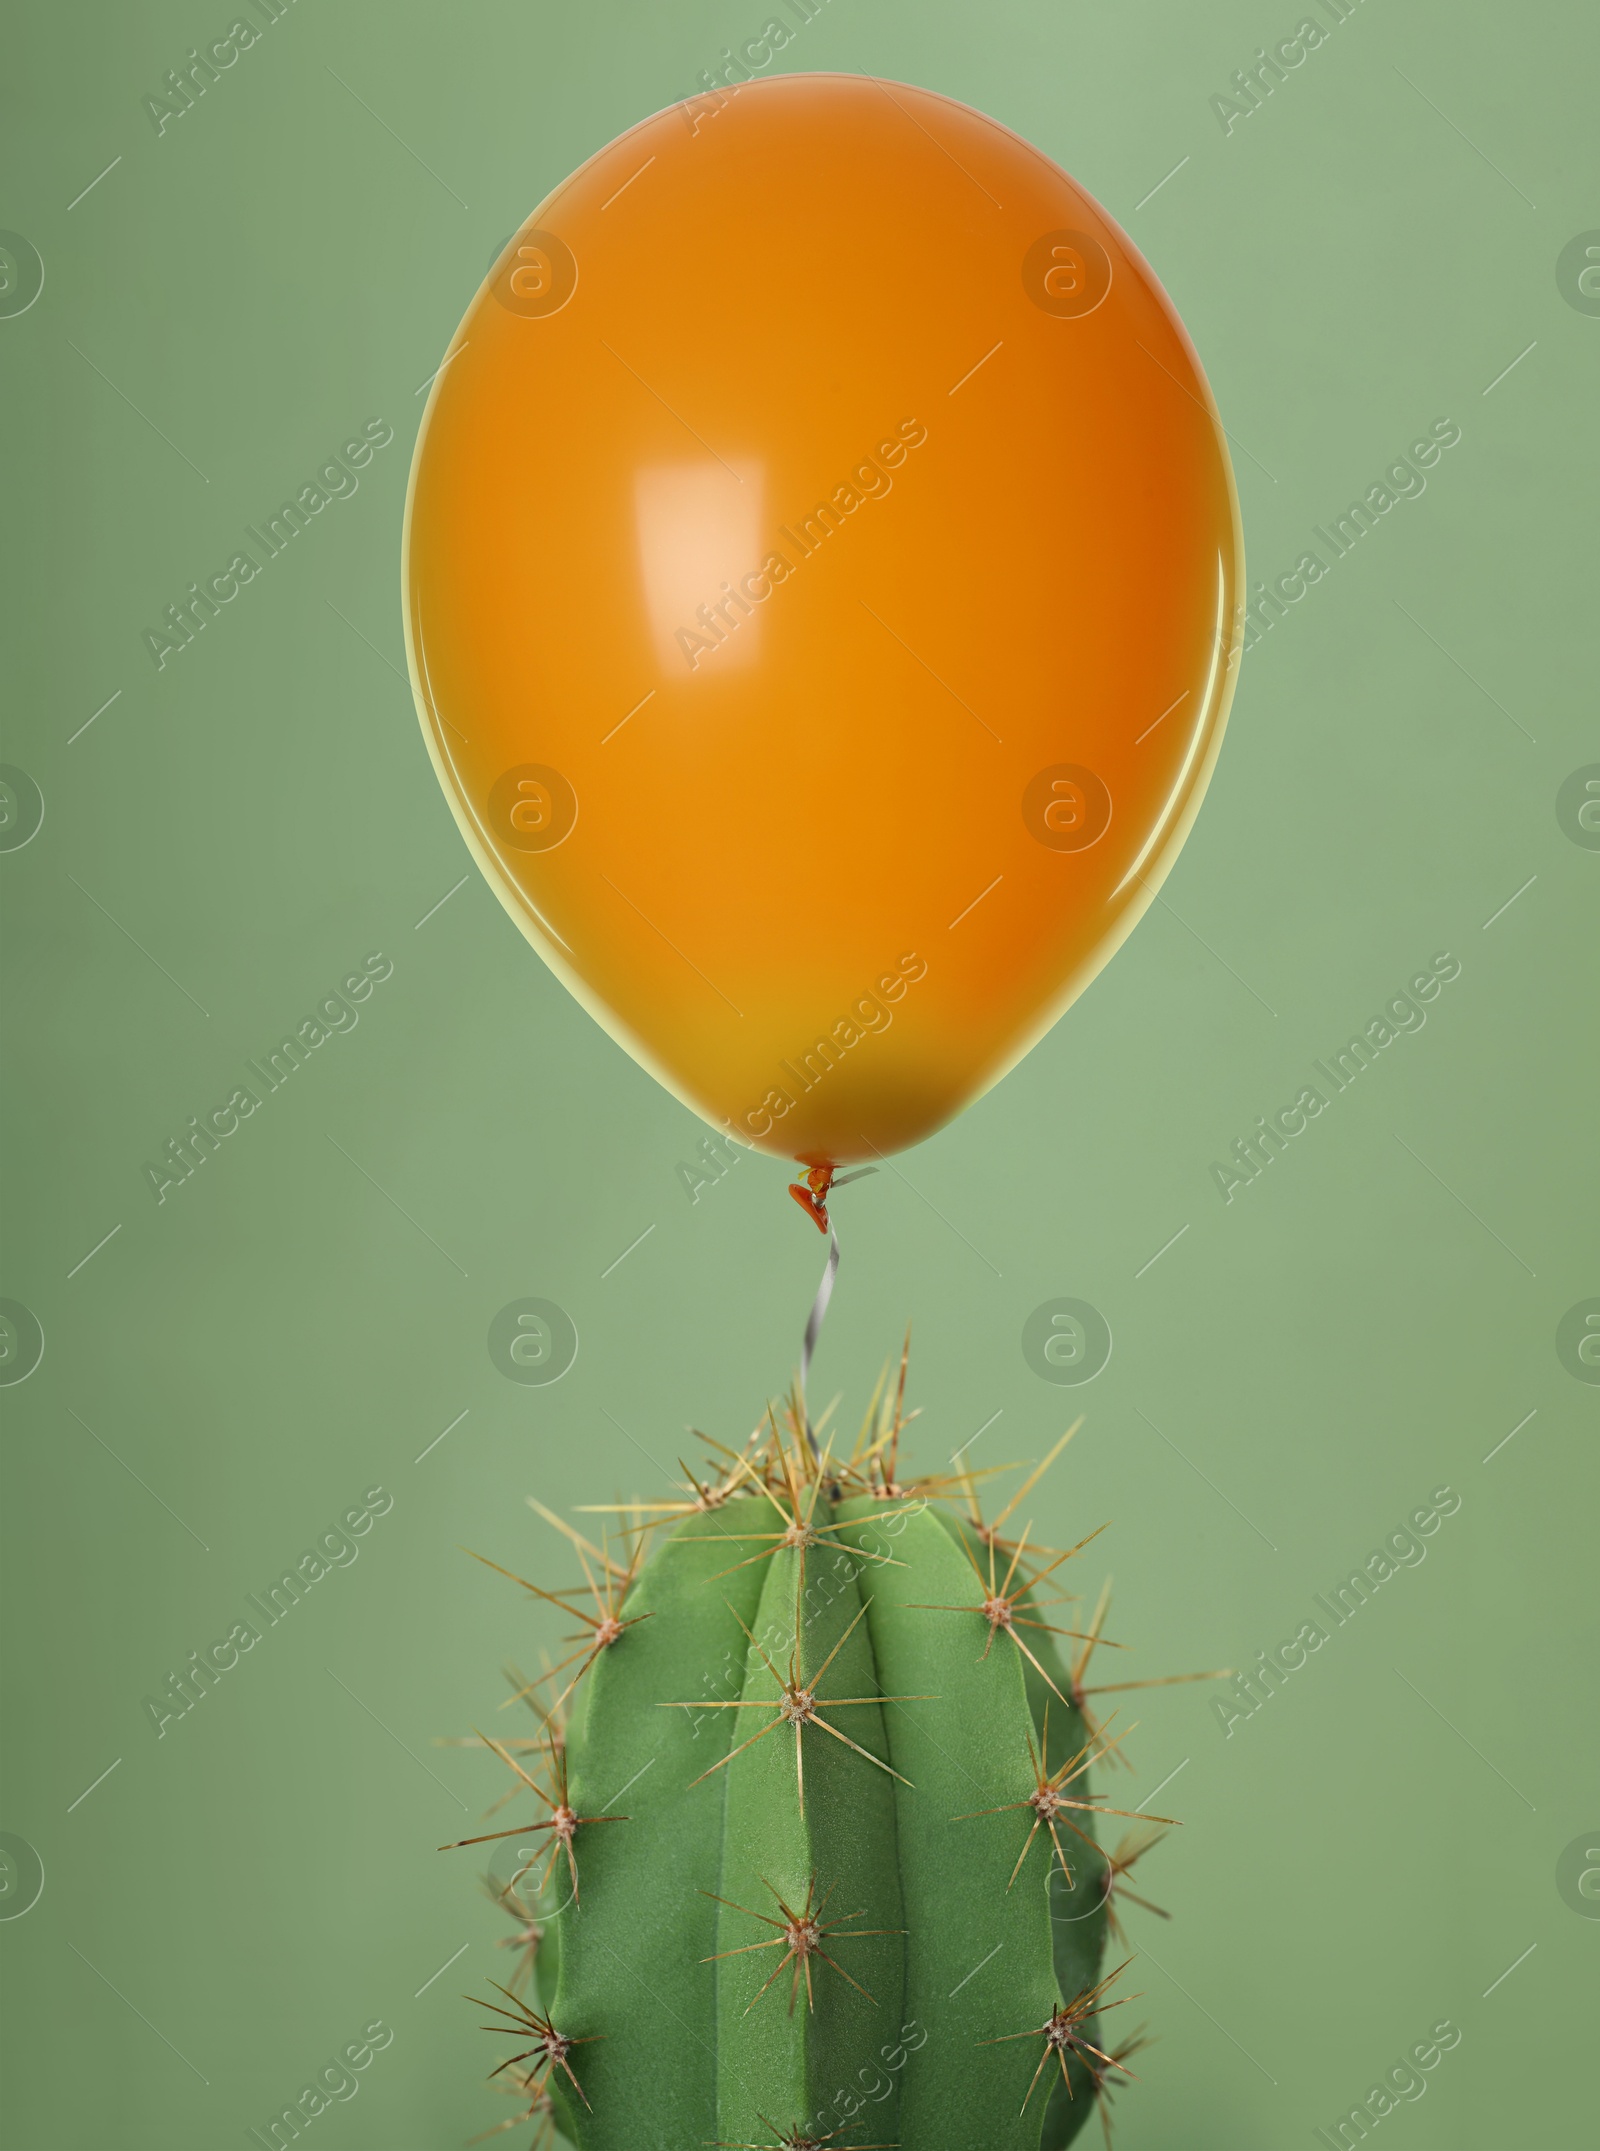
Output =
[{"x1": 635, "y1": 460, "x2": 764, "y2": 674}]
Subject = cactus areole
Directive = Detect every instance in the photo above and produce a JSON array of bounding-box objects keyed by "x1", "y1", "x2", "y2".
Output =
[{"x1": 459, "y1": 1367, "x2": 1187, "y2": 2148}]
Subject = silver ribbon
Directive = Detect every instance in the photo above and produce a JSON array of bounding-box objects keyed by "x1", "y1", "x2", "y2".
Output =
[{"x1": 798, "y1": 1167, "x2": 876, "y2": 1455}]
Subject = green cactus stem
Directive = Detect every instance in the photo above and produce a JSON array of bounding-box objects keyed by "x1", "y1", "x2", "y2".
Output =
[{"x1": 455, "y1": 1363, "x2": 1217, "y2": 2149}]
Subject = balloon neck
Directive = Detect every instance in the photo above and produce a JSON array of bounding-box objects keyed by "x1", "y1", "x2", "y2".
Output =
[{"x1": 787, "y1": 1163, "x2": 835, "y2": 1234}]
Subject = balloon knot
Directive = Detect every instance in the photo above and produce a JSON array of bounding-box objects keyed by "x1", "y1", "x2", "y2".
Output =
[{"x1": 787, "y1": 1164, "x2": 835, "y2": 1234}]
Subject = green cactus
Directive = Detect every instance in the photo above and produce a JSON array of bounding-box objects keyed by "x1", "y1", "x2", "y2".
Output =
[{"x1": 455, "y1": 1360, "x2": 1199, "y2": 2150}]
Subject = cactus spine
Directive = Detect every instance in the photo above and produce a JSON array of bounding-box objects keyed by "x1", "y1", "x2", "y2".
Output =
[{"x1": 459, "y1": 1360, "x2": 1188, "y2": 2149}]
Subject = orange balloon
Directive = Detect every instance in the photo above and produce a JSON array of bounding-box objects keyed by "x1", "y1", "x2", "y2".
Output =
[{"x1": 404, "y1": 74, "x2": 1242, "y2": 1165}]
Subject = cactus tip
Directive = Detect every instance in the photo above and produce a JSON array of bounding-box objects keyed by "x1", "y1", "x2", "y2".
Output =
[
  {"x1": 672, "y1": 1594, "x2": 925, "y2": 1812},
  {"x1": 980, "y1": 1959, "x2": 1142, "y2": 2115},
  {"x1": 472, "y1": 1983, "x2": 602, "y2": 2112},
  {"x1": 701, "y1": 1873, "x2": 906, "y2": 2016}
]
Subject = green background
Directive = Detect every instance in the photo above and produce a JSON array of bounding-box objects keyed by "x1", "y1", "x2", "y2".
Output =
[{"x1": 2, "y1": 2, "x2": 1595, "y2": 2146}]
